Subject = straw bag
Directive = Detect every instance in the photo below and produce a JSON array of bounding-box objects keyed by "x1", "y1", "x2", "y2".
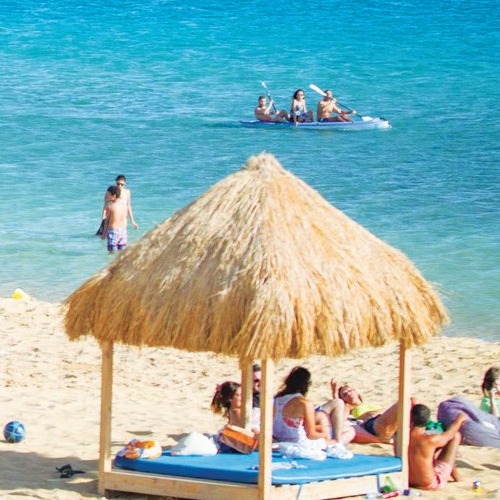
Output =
[{"x1": 219, "y1": 424, "x2": 258, "y2": 454}]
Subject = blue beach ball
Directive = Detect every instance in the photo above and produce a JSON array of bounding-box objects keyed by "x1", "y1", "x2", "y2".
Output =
[{"x1": 3, "y1": 421, "x2": 26, "y2": 443}]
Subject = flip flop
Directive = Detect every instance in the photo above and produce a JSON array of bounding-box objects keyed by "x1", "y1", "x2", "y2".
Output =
[
  {"x1": 56, "y1": 464, "x2": 86, "y2": 478},
  {"x1": 56, "y1": 464, "x2": 72, "y2": 473}
]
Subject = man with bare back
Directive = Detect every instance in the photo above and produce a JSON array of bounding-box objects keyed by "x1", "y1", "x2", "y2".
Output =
[
  {"x1": 409, "y1": 403, "x2": 467, "y2": 491},
  {"x1": 96, "y1": 174, "x2": 138, "y2": 236},
  {"x1": 102, "y1": 185, "x2": 129, "y2": 252}
]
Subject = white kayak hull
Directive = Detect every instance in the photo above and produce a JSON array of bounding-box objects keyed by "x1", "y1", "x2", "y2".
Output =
[{"x1": 240, "y1": 117, "x2": 390, "y2": 130}]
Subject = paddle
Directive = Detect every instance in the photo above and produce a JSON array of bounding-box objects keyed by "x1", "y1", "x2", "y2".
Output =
[
  {"x1": 261, "y1": 81, "x2": 278, "y2": 114},
  {"x1": 309, "y1": 84, "x2": 370, "y2": 120}
]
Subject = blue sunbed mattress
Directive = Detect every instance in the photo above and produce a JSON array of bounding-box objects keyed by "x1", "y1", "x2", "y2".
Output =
[{"x1": 114, "y1": 451, "x2": 402, "y2": 485}]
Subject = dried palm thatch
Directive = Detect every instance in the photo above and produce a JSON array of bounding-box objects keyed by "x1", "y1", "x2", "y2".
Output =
[{"x1": 65, "y1": 153, "x2": 448, "y2": 360}]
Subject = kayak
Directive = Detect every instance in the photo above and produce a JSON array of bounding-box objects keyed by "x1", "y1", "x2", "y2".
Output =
[{"x1": 240, "y1": 117, "x2": 391, "y2": 130}]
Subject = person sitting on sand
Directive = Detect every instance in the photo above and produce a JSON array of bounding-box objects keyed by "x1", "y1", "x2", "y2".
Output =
[
  {"x1": 480, "y1": 366, "x2": 499, "y2": 416},
  {"x1": 409, "y1": 403, "x2": 467, "y2": 491},
  {"x1": 254, "y1": 96, "x2": 289, "y2": 123},
  {"x1": 316, "y1": 89, "x2": 355, "y2": 122},
  {"x1": 318, "y1": 381, "x2": 408, "y2": 444},
  {"x1": 211, "y1": 381, "x2": 260, "y2": 433},
  {"x1": 273, "y1": 366, "x2": 353, "y2": 445}
]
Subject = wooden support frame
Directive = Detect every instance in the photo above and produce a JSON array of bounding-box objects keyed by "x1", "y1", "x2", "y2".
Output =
[
  {"x1": 97, "y1": 345, "x2": 409, "y2": 499},
  {"x1": 396, "y1": 341, "x2": 412, "y2": 487},
  {"x1": 240, "y1": 362, "x2": 253, "y2": 430}
]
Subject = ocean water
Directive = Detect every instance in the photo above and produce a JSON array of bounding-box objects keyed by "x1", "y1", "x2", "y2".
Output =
[{"x1": 0, "y1": 0, "x2": 498, "y2": 341}]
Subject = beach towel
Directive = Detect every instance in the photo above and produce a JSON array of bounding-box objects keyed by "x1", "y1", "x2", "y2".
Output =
[
  {"x1": 116, "y1": 439, "x2": 163, "y2": 459},
  {"x1": 278, "y1": 440, "x2": 327, "y2": 461},
  {"x1": 437, "y1": 396, "x2": 500, "y2": 448}
]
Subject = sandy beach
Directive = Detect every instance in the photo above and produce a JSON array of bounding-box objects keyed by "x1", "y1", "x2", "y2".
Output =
[{"x1": 1, "y1": 295, "x2": 499, "y2": 500}]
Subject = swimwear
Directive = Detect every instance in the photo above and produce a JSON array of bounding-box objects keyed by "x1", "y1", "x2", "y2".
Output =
[
  {"x1": 107, "y1": 227, "x2": 127, "y2": 251},
  {"x1": 351, "y1": 403, "x2": 383, "y2": 420},
  {"x1": 273, "y1": 394, "x2": 307, "y2": 442},
  {"x1": 480, "y1": 395, "x2": 500, "y2": 414},
  {"x1": 291, "y1": 104, "x2": 309, "y2": 121},
  {"x1": 362, "y1": 416, "x2": 379, "y2": 436},
  {"x1": 424, "y1": 460, "x2": 453, "y2": 491}
]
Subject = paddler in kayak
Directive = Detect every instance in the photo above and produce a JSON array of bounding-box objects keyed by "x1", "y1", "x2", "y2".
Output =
[
  {"x1": 290, "y1": 89, "x2": 314, "y2": 124},
  {"x1": 316, "y1": 89, "x2": 355, "y2": 122},
  {"x1": 254, "y1": 96, "x2": 289, "y2": 122}
]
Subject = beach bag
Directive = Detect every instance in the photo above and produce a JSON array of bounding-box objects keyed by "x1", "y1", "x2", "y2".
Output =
[
  {"x1": 95, "y1": 218, "x2": 107, "y2": 236},
  {"x1": 219, "y1": 424, "x2": 258, "y2": 454}
]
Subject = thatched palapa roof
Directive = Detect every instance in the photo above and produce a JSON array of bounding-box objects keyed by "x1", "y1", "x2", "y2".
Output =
[{"x1": 64, "y1": 153, "x2": 448, "y2": 360}]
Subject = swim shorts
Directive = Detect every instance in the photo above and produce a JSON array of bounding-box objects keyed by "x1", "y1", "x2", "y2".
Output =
[
  {"x1": 424, "y1": 460, "x2": 453, "y2": 491},
  {"x1": 362, "y1": 416, "x2": 379, "y2": 436},
  {"x1": 107, "y1": 227, "x2": 127, "y2": 251}
]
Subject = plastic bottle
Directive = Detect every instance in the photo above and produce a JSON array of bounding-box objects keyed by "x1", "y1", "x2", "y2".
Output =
[
  {"x1": 472, "y1": 480, "x2": 482, "y2": 493},
  {"x1": 401, "y1": 490, "x2": 422, "y2": 497}
]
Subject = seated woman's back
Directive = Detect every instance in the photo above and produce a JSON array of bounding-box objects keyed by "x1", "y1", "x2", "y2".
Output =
[
  {"x1": 274, "y1": 392, "x2": 309, "y2": 442},
  {"x1": 273, "y1": 366, "x2": 332, "y2": 443}
]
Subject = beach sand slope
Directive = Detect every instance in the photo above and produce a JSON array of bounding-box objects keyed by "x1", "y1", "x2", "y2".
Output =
[{"x1": 1, "y1": 298, "x2": 499, "y2": 499}]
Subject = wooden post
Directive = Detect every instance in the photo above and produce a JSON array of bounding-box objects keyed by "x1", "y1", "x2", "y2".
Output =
[
  {"x1": 396, "y1": 341, "x2": 412, "y2": 488},
  {"x1": 258, "y1": 358, "x2": 273, "y2": 500},
  {"x1": 98, "y1": 340, "x2": 114, "y2": 495},
  {"x1": 240, "y1": 361, "x2": 253, "y2": 430}
]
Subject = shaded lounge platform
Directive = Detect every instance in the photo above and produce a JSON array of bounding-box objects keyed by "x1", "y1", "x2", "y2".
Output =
[{"x1": 64, "y1": 153, "x2": 448, "y2": 499}]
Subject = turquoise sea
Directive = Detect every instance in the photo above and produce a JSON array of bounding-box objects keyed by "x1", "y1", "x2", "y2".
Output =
[{"x1": 0, "y1": 1, "x2": 498, "y2": 341}]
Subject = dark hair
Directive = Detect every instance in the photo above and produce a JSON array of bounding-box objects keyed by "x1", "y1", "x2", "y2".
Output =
[
  {"x1": 292, "y1": 89, "x2": 305, "y2": 100},
  {"x1": 211, "y1": 381, "x2": 240, "y2": 419},
  {"x1": 482, "y1": 367, "x2": 499, "y2": 395},
  {"x1": 107, "y1": 185, "x2": 121, "y2": 197},
  {"x1": 411, "y1": 404, "x2": 430, "y2": 427},
  {"x1": 115, "y1": 174, "x2": 126, "y2": 182},
  {"x1": 276, "y1": 366, "x2": 311, "y2": 397},
  {"x1": 252, "y1": 363, "x2": 261, "y2": 373},
  {"x1": 258, "y1": 95, "x2": 266, "y2": 101}
]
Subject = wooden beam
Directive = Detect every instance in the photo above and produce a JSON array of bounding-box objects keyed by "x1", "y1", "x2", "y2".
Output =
[
  {"x1": 396, "y1": 341, "x2": 412, "y2": 488},
  {"x1": 98, "y1": 340, "x2": 114, "y2": 496},
  {"x1": 103, "y1": 470, "x2": 259, "y2": 499},
  {"x1": 102, "y1": 469, "x2": 404, "y2": 499},
  {"x1": 257, "y1": 358, "x2": 273, "y2": 500},
  {"x1": 240, "y1": 361, "x2": 253, "y2": 430}
]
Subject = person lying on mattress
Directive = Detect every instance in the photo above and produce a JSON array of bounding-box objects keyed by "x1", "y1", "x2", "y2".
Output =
[
  {"x1": 273, "y1": 366, "x2": 354, "y2": 445},
  {"x1": 317, "y1": 380, "x2": 412, "y2": 445},
  {"x1": 211, "y1": 381, "x2": 261, "y2": 433}
]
